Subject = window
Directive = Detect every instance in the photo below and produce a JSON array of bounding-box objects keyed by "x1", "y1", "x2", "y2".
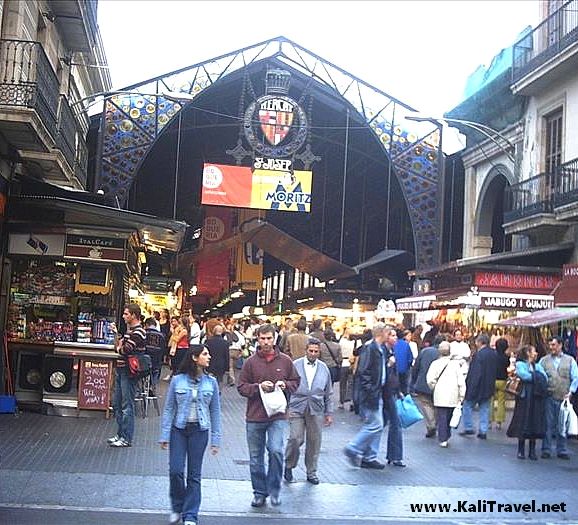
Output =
[{"x1": 544, "y1": 108, "x2": 563, "y2": 173}]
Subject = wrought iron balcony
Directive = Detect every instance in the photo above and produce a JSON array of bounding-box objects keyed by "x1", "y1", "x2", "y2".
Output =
[
  {"x1": 504, "y1": 156, "x2": 578, "y2": 224},
  {"x1": 555, "y1": 156, "x2": 578, "y2": 208},
  {"x1": 504, "y1": 171, "x2": 555, "y2": 224},
  {"x1": 0, "y1": 39, "x2": 60, "y2": 141},
  {"x1": 512, "y1": 0, "x2": 578, "y2": 84}
]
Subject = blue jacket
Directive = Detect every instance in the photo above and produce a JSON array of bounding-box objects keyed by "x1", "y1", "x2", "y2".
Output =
[{"x1": 160, "y1": 373, "x2": 221, "y2": 446}]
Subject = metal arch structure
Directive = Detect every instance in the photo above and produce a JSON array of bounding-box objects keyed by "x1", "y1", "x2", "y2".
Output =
[{"x1": 97, "y1": 36, "x2": 442, "y2": 270}]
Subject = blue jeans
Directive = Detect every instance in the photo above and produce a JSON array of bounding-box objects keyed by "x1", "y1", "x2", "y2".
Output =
[
  {"x1": 246, "y1": 419, "x2": 287, "y2": 497},
  {"x1": 542, "y1": 397, "x2": 568, "y2": 455},
  {"x1": 112, "y1": 367, "x2": 137, "y2": 442},
  {"x1": 383, "y1": 394, "x2": 403, "y2": 461},
  {"x1": 462, "y1": 398, "x2": 490, "y2": 434},
  {"x1": 169, "y1": 423, "x2": 208, "y2": 522},
  {"x1": 347, "y1": 397, "x2": 384, "y2": 461}
]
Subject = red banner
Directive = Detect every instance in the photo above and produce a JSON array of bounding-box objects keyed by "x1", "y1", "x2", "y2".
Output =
[{"x1": 195, "y1": 207, "x2": 232, "y2": 298}]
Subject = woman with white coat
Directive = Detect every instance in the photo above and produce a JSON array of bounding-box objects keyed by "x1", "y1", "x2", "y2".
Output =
[{"x1": 427, "y1": 341, "x2": 466, "y2": 448}]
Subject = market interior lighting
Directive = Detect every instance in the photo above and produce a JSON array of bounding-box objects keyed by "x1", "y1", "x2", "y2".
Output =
[
  {"x1": 190, "y1": 285, "x2": 198, "y2": 296},
  {"x1": 231, "y1": 290, "x2": 245, "y2": 298},
  {"x1": 138, "y1": 251, "x2": 147, "y2": 264},
  {"x1": 296, "y1": 297, "x2": 314, "y2": 304},
  {"x1": 128, "y1": 288, "x2": 139, "y2": 298}
]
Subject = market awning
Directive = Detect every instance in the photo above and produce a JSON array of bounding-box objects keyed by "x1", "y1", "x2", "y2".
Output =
[
  {"x1": 553, "y1": 280, "x2": 578, "y2": 307},
  {"x1": 177, "y1": 220, "x2": 356, "y2": 282},
  {"x1": 9, "y1": 195, "x2": 188, "y2": 253},
  {"x1": 495, "y1": 307, "x2": 578, "y2": 328}
]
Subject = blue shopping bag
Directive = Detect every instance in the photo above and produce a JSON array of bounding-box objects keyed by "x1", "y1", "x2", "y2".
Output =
[{"x1": 396, "y1": 394, "x2": 424, "y2": 428}]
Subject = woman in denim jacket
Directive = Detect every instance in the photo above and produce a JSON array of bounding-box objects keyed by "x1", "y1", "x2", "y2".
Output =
[
  {"x1": 160, "y1": 345, "x2": 221, "y2": 525},
  {"x1": 506, "y1": 345, "x2": 548, "y2": 460}
]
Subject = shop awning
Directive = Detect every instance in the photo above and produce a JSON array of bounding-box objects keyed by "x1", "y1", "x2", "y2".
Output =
[
  {"x1": 495, "y1": 308, "x2": 578, "y2": 328},
  {"x1": 177, "y1": 220, "x2": 357, "y2": 281},
  {"x1": 10, "y1": 195, "x2": 188, "y2": 253},
  {"x1": 553, "y1": 280, "x2": 578, "y2": 307}
]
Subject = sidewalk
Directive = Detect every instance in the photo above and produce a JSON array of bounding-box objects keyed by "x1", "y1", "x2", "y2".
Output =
[{"x1": 1, "y1": 380, "x2": 577, "y2": 522}]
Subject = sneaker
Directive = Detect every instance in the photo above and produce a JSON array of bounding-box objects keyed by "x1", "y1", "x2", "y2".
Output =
[
  {"x1": 169, "y1": 511, "x2": 180, "y2": 524},
  {"x1": 439, "y1": 441, "x2": 449, "y2": 448},
  {"x1": 459, "y1": 429, "x2": 475, "y2": 436},
  {"x1": 106, "y1": 434, "x2": 120, "y2": 444},
  {"x1": 343, "y1": 446, "x2": 362, "y2": 467},
  {"x1": 109, "y1": 437, "x2": 131, "y2": 447},
  {"x1": 183, "y1": 521, "x2": 197, "y2": 525},
  {"x1": 360, "y1": 459, "x2": 386, "y2": 469}
]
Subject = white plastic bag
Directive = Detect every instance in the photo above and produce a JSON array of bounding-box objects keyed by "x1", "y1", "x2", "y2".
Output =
[
  {"x1": 259, "y1": 384, "x2": 287, "y2": 417},
  {"x1": 568, "y1": 401, "x2": 578, "y2": 436},
  {"x1": 450, "y1": 404, "x2": 462, "y2": 429},
  {"x1": 559, "y1": 399, "x2": 571, "y2": 438}
]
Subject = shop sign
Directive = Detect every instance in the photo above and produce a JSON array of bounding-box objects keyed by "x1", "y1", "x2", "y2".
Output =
[
  {"x1": 481, "y1": 295, "x2": 554, "y2": 310},
  {"x1": 475, "y1": 271, "x2": 559, "y2": 291},
  {"x1": 563, "y1": 264, "x2": 578, "y2": 281},
  {"x1": 396, "y1": 297, "x2": 434, "y2": 312},
  {"x1": 65, "y1": 234, "x2": 126, "y2": 262},
  {"x1": 8, "y1": 233, "x2": 64, "y2": 256}
]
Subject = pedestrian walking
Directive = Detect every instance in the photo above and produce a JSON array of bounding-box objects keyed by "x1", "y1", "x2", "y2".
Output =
[
  {"x1": 284, "y1": 337, "x2": 334, "y2": 485},
  {"x1": 343, "y1": 323, "x2": 388, "y2": 469},
  {"x1": 459, "y1": 333, "x2": 497, "y2": 440},
  {"x1": 506, "y1": 344, "x2": 548, "y2": 460},
  {"x1": 539, "y1": 336, "x2": 578, "y2": 459},
  {"x1": 160, "y1": 345, "x2": 221, "y2": 525},
  {"x1": 237, "y1": 323, "x2": 300, "y2": 508},
  {"x1": 427, "y1": 341, "x2": 466, "y2": 448}
]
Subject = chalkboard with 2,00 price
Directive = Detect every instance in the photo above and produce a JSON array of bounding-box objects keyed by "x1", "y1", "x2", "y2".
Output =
[{"x1": 78, "y1": 359, "x2": 112, "y2": 411}]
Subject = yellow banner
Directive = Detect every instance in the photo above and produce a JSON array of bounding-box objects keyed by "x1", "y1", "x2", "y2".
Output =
[
  {"x1": 250, "y1": 169, "x2": 312, "y2": 213},
  {"x1": 235, "y1": 210, "x2": 264, "y2": 291}
]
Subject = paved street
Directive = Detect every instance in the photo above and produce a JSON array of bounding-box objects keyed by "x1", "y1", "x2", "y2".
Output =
[{"x1": 1, "y1": 375, "x2": 577, "y2": 523}]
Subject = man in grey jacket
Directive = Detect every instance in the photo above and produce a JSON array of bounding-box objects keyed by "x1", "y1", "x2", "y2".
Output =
[{"x1": 284, "y1": 337, "x2": 334, "y2": 485}]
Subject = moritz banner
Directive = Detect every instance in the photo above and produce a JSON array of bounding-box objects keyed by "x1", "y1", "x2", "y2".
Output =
[{"x1": 201, "y1": 163, "x2": 312, "y2": 213}]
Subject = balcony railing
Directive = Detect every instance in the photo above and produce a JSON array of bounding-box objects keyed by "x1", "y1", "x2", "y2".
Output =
[
  {"x1": 504, "y1": 156, "x2": 578, "y2": 223},
  {"x1": 555, "y1": 157, "x2": 578, "y2": 208},
  {"x1": 504, "y1": 172, "x2": 555, "y2": 223},
  {"x1": 512, "y1": 0, "x2": 578, "y2": 83},
  {"x1": 57, "y1": 95, "x2": 76, "y2": 168},
  {"x1": 0, "y1": 39, "x2": 60, "y2": 138}
]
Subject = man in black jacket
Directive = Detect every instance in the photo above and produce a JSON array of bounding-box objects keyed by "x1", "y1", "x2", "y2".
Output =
[
  {"x1": 411, "y1": 335, "x2": 442, "y2": 438},
  {"x1": 459, "y1": 333, "x2": 497, "y2": 440},
  {"x1": 343, "y1": 323, "x2": 388, "y2": 469},
  {"x1": 206, "y1": 324, "x2": 230, "y2": 390}
]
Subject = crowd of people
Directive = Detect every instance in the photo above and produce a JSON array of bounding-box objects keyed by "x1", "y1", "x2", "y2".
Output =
[{"x1": 107, "y1": 305, "x2": 578, "y2": 525}]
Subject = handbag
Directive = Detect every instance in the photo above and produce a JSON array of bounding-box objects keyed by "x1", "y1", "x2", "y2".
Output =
[
  {"x1": 395, "y1": 394, "x2": 424, "y2": 428},
  {"x1": 323, "y1": 342, "x2": 342, "y2": 383},
  {"x1": 450, "y1": 404, "x2": 462, "y2": 429},
  {"x1": 505, "y1": 375, "x2": 522, "y2": 396},
  {"x1": 127, "y1": 353, "x2": 152, "y2": 379},
  {"x1": 259, "y1": 384, "x2": 287, "y2": 417}
]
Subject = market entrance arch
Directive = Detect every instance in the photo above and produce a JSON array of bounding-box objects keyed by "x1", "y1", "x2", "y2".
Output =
[{"x1": 97, "y1": 37, "x2": 442, "y2": 271}]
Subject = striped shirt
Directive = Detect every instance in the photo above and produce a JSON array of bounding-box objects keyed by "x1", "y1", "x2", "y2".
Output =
[{"x1": 116, "y1": 324, "x2": 146, "y2": 368}]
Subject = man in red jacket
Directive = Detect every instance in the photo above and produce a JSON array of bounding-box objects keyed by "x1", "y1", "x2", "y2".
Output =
[{"x1": 238, "y1": 324, "x2": 300, "y2": 508}]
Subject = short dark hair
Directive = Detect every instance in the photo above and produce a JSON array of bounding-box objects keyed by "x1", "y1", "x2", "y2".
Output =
[
  {"x1": 475, "y1": 333, "x2": 490, "y2": 346},
  {"x1": 124, "y1": 303, "x2": 141, "y2": 319},
  {"x1": 144, "y1": 317, "x2": 157, "y2": 327},
  {"x1": 495, "y1": 338, "x2": 509, "y2": 354},
  {"x1": 549, "y1": 335, "x2": 563, "y2": 345},
  {"x1": 256, "y1": 323, "x2": 275, "y2": 336},
  {"x1": 517, "y1": 344, "x2": 535, "y2": 362},
  {"x1": 296, "y1": 317, "x2": 307, "y2": 331},
  {"x1": 307, "y1": 337, "x2": 321, "y2": 346}
]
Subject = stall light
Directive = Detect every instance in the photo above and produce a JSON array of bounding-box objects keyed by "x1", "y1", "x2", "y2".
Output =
[
  {"x1": 204, "y1": 309, "x2": 210, "y2": 314},
  {"x1": 128, "y1": 288, "x2": 139, "y2": 298},
  {"x1": 138, "y1": 251, "x2": 147, "y2": 264},
  {"x1": 174, "y1": 280, "x2": 182, "y2": 292},
  {"x1": 216, "y1": 302, "x2": 224, "y2": 308},
  {"x1": 190, "y1": 285, "x2": 198, "y2": 296},
  {"x1": 231, "y1": 290, "x2": 244, "y2": 298},
  {"x1": 296, "y1": 297, "x2": 314, "y2": 304}
]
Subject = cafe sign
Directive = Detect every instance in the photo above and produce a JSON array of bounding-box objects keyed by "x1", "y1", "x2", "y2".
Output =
[{"x1": 65, "y1": 234, "x2": 126, "y2": 262}]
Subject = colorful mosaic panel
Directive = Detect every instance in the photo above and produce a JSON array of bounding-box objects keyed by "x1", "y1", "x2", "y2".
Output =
[{"x1": 99, "y1": 92, "x2": 187, "y2": 204}]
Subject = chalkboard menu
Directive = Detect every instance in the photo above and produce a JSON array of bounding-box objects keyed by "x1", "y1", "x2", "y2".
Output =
[{"x1": 78, "y1": 359, "x2": 112, "y2": 411}]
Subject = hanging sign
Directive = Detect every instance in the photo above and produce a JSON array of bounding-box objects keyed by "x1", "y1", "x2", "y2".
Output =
[{"x1": 65, "y1": 234, "x2": 127, "y2": 262}]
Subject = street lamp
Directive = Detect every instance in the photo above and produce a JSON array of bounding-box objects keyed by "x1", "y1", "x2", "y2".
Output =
[{"x1": 405, "y1": 114, "x2": 516, "y2": 164}]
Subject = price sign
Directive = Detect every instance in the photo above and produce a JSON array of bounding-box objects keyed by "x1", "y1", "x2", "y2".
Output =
[{"x1": 78, "y1": 359, "x2": 112, "y2": 411}]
